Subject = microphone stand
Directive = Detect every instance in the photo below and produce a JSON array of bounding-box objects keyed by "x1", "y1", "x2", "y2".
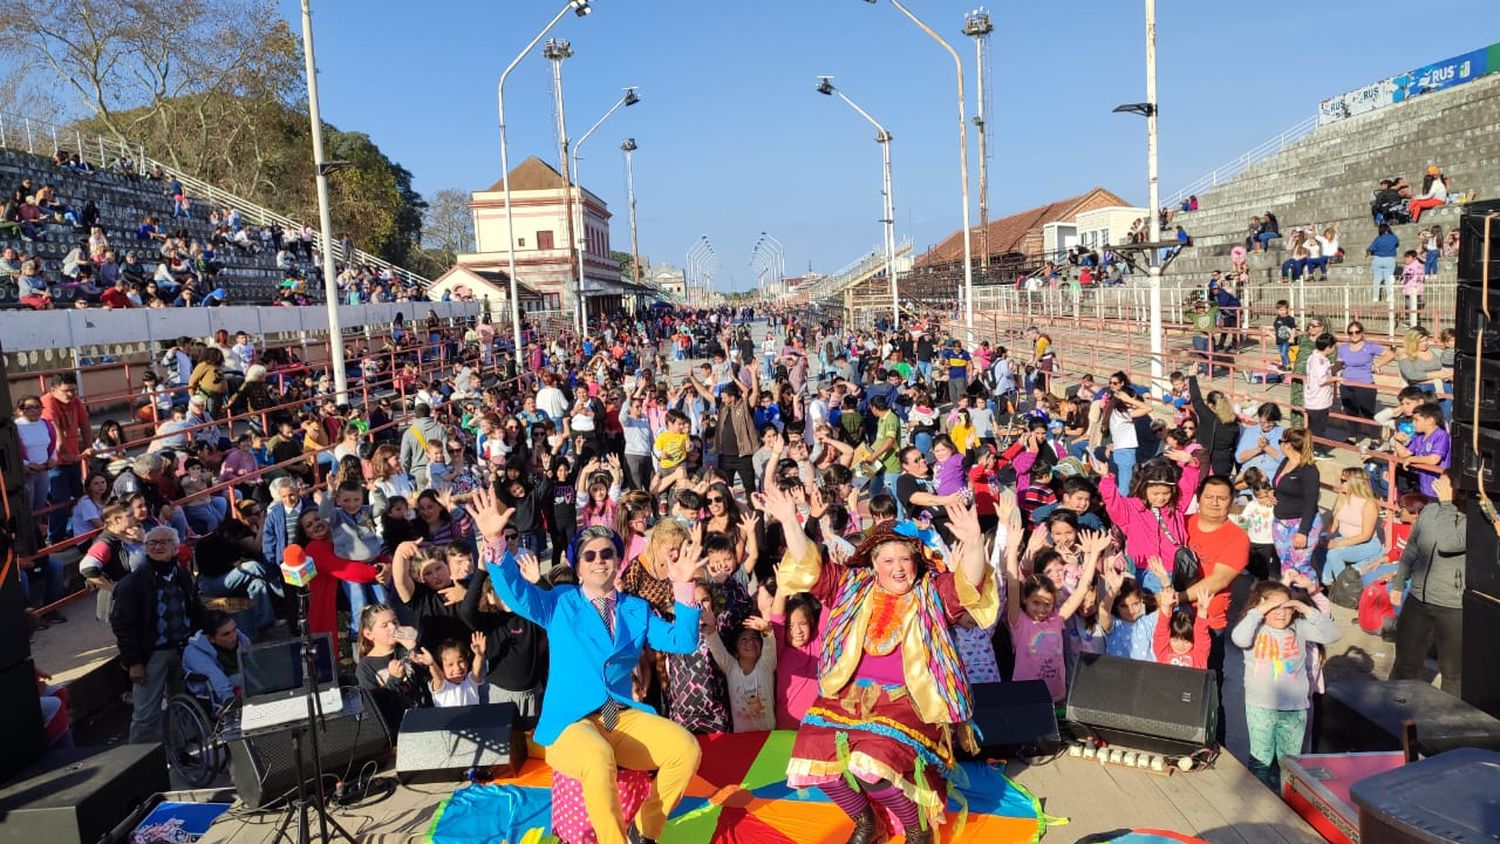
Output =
[{"x1": 270, "y1": 585, "x2": 355, "y2": 844}]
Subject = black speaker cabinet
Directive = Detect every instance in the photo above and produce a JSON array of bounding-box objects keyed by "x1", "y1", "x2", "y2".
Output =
[
  {"x1": 1454, "y1": 283, "x2": 1500, "y2": 358},
  {"x1": 0, "y1": 659, "x2": 45, "y2": 785},
  {"x1": 0, "y1": 743, "x2": 168, "y2": 843},
  {"x1": 1351, "y1": 747, "x2": 1500, "y2": 843},
  {"x1": 1451, "y1": 421, "x2": 1500, "y2": 494},
  {"x1": 1064, "y1": 653, "x2": 1218, "y2": 756},
  {"x1": 226, "y1": 688, "x2": 391, "y2": 810},
  {"x1": 1318, "y1": 675, "x2": 1500, "y2": 756},
  {"x1": 1463, "y1": 590, "x2": 1500, "y2": 721},
  {"x1": 395, "y1": 702, "x2": 527, "y2": 783},
  {"x1": 1457, "y1": 199, "x2": 1500, "y2": 284},
  {"x1": 1454, "y1": 353, "x2": 1500, "y2": 426},
  {"x1": 965, "y1": 680, "x2": 1060, "y2": 755},
  {"x1": 1467, "y1": 498, "x2": 1500, "y2": 599}
]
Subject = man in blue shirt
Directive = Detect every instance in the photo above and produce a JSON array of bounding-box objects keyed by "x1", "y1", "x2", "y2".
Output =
[{"x1": 1366, "y1": 223, "x2": 1400, "y2": 302}]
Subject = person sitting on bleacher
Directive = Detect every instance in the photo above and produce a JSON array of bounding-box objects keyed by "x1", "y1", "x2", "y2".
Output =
[{"x1": 16, "y1": 259, "x2": 51, "y2": 309}]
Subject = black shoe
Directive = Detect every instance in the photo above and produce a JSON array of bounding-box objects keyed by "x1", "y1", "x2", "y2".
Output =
[
  {"x1": 626, "y1": 824, "x2": 656, "y2": 844},
  {"x1": 847, "y1": 806, "x2": 889, "y2": 844},
  {"x1": 43, "y1": 610, "x2": 67, "y2": 624},
  {"x1": 903, "y1": 826, "x2": 934, "y2": 844}
]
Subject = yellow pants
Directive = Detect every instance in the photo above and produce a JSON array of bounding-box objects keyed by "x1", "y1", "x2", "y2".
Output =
[{"x1": 548, "y1": 708, "x2": 701, "y2": 844}]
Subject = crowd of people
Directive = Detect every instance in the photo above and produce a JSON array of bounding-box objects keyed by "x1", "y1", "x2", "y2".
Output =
[{"x1": 31, "y1": 297, "x2": 1482, "y2": 842}]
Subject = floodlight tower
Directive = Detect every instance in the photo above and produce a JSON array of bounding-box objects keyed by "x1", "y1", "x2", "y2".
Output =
[{"x1": 964, "y1": 9, "x2": 994, "y2": 282}]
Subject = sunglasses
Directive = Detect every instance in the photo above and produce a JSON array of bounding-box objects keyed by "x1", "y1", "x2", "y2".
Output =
[
  {"x1": 19, "y1": 403, "x2": 40, "y2": 410},
  {"x1": 707, "y1": 495, "x2": 726, "y2": 504},
  {"x1": 503, "y1": 532, "x2": 519, "y2": 540},
  {"x1": 580, "y1": 548, "x2": 617, "y2": 563}
]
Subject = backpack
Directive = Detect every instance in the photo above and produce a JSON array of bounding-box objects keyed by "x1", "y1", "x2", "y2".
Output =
[{"x1": 1328, "y1": 566, "x2": 1364, "y2": 609}]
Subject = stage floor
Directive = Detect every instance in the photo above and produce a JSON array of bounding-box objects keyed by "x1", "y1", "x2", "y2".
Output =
[{"x1": 198, "y1": 748, "x2": 1319, "y2": 843}]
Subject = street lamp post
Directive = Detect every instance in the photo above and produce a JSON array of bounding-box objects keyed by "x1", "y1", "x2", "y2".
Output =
[
  {"x1": 686, "y1": 237, "x2": 709, "y2": 305},
  {"x1": 865, "y1": 0, "x2": 974, "y2": 339},
  {"x1": 498, "y1": 1, "x2": 590, "y2": 354},
  {"x1": 570, "y1": 88, "x2": 640, "y2": 331},
  {"x1": 622, "y1": 138, "x2": 641, "y2": 289},
  {"x1": 1113, "y1": 0, "x2": 1163, "y2": 393},
  {"x1": 299, "y1": 0, "x2": 347, "y2": 403},
  {"x1": 761, "y1": 233, "x2": 784, "y2": 299},
  {"x1": 817, "y1": 77, "x2": 898, "y2": 329}
]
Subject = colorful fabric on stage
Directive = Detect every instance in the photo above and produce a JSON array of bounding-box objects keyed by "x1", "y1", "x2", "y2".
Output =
[{"x1": 424, "y1": 730, "x2": 1045, "y2": 843}]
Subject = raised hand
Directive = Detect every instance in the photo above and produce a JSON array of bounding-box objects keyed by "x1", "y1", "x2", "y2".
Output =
[
  {"x1": 470, "y1": 630, "x2": 487, "y2": 657},
  {"x1": 1080, "y1": 530, "x2": 1111, "y2": 556},
  {"x1": 945, "y1": 500, "x2": 983, "y2": 545},
  {"x1": 742, "y1": 615, "x2": 770, "y2": 632},
  {"x1": 761, "y1": 485, "x2": 799, "y2": 525},
  {"x1": 668, "y1": 538, "x2": 706, "y2": 584},
  {"x1": 468, "y1": 486, "x2": 515, "y2": 543},
  {"x1": 517, "y1": 550, "x2": 542, "y2": 584}
]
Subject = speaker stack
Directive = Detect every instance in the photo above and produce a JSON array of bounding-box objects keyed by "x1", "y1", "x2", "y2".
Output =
[
  {"x1": 0, "y1": 340, "x2": 45, "y2": 788},
  {"x1": 1453, "y1": 199, "x2": 1500, "y2": 721}
]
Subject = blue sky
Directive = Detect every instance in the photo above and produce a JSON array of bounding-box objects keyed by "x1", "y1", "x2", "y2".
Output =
[{"x1": 288, "y1": 0, "x2": 1500, "y2": 291}]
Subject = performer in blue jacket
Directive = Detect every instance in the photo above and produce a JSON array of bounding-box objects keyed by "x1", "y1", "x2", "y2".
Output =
[{"x1": 473, "y1": 487, "x2": 704, "y2": 844}]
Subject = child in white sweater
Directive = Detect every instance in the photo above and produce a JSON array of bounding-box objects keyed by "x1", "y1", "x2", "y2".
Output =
[
  {"x1": 419, "y1": 631, "x2": 488, "y2": 708},
  {"x1": 706, "y1": 617, "x2": 777, "y2": 732}
]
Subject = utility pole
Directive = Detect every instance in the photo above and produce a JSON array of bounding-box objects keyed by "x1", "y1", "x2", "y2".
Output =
[
  {"x1": 299, "y1": 0, "x2": 346, "y2": 403},
  {"x1": 965, "y1": 9, "x2": 994, "y2": 284},
  {"x1": 622, "y1": 138, "x2": 640, "y2": 288},
  {"x1": 1145, "y1": 0, "x2": 1163, "y2": 392},
  {"x1": 543, "y1": 39, "x2": 581, "y2": 332}
]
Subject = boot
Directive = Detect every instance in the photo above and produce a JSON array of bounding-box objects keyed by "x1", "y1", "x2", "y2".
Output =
[
  {"x1": 902, "y1": 825, "x2": 934, "y2": 844},
  {"x1": 847, "y1": 806, "x2": 889, "y2": 844}
]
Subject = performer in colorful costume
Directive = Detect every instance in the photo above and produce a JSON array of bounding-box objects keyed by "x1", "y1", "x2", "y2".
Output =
[{"x1": 766, "y1": 486, "x2": 1000, "y2": 844}]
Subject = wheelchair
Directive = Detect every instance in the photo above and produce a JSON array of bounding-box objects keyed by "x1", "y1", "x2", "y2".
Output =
[{"x1": 164, "y1": 672, "x2": 238, "y2": 787}]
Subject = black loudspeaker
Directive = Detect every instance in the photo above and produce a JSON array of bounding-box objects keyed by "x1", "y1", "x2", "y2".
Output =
[
  {"x1": 1317, "y1": 676, "x2": 1500, "y2": 756},
  {"x1": 1466, "y1": 498, "x2": 1500, "y2": 599},
  {"x1": 1351, "y1": 747, "x2": 1500, "y2": 844},
  {"x1": 1454, "y1": 285, "x2": 1500, "y2": 357},
  {"x1": 1064, "y1": 653, "x2": 1218, "y2": 756},
  {"x1": 1451, "y1": 422, "x2": 1500, "y2": 494},
  {"x1": 226, "y1": 688, "x2": 391, "y2": 810},
  {"x1": 1463, "y1": 590, "x2": 1500, "y2": 721},
  {"x1": 395, "y1": 702, "x2": 527, "y2": 783},
  {"x1": 966, "y1": 680, "x2": 1059, "y2": 754},
  {"x1": 1457, "y1": 199, "x2": 1500, "y2": 284},
  {"x1": 1454, "y1": 353, "x2": 1500, "y2": 426},
  {"x1": 0, "y1": 660, "x2": 46, "y2": 785},
  {"x1": 0, "y1": 743, "x2": 168, "y2": 843}
]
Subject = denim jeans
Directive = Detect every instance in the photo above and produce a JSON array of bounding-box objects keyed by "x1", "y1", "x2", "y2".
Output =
[
  {"x1": 913, "y1": 431, "x2": 933, "y2": 462},
  {"x1": 917, "y1": 361, "x2": 932, "y2": 383},
  {"x1": 130, "y1": 649, "x2": 184, "y2": 744},
  {"x1": 1256, "y1": 231, "x2": 1281, "y2": 250},
  {"x1": 1111, "y1": 447, "x2": 1137, "y2": 492},
  {"x1": 1321, "y1": 534, "x2": 1386, "y2": 584},
  {"x1": 18, "y1": 553, "x2": 65, "y2": 606},
  {"x1": 1277, "y1": 341, "x2": 1291, "y2": 368},
  {"x1": 1371, "y1": 256, "x2": 1396, "y2": 298},
  {"x1": 198, "y1": 561, "x2": 279, "y2": 633},
  {"x1": 46, "y1": 463, "x2": 82, "y2": 545}
]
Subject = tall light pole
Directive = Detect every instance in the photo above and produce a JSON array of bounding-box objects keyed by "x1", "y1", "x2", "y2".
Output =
[
  {"x1": 570, "y1": 88, "x2": 640, "y2": 329},
  {"x1": 621, "y1": 138, "x2": 641, "y2": 291},
  {"x1": 965, "y1": 9, "x2": 994, "y2": 283},
  {"x1": 542, "y1": 38, "x2": 582, "y2": 332},
  {"x1": 686, "y1": 237, "x2": 709, "y2": 305},
  {"x1": 1113, "y1": 0, "x2": 1163, "y2": 392},
  {"x1": 760, "y1": 232, "x2": 784, "y2": 299},
  {"x1": 865, "y1": 0, "x2": 974, "y2": 339},
  {"x1": 817, "y1": 77, "x2": 898, "y2": 328},
  {"x1": 298, "y1": 0, "x2": 347, "y2": 403},
  {"x1": 498, "y1": 1, "x2": 590, "y2": 355}
]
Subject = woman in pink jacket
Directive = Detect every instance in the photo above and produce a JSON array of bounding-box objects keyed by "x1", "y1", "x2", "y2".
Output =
[{"x1": 1096, "y1": 457, "x2": 1189, "y2": 593}]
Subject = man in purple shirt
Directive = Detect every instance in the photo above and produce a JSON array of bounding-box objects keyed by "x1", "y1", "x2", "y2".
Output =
[{"x1": 1397, "y1": 403, "x2": 1450, "y2": 498}]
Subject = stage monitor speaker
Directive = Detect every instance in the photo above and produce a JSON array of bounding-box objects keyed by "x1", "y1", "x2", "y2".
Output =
[
  {"x1": 1466, "y1": 498, "x2": 1500, "y2": 599},
  {"x1": 1457, "y1": 199, "x2": 1500, "y2": 284},
  {"x1": 226, "y1": 687, "x2": 391, "y2": 810},
  {"x1": 1454, "y1": 352, "x2": 1500, "y2": 427},
  {"x1": 395, "y1": 702, "x2": 527, "y2": 783},
  {"x1": 1351, "y1": 747, "x2": 1500, "y2": 844},
  {"x1": 1064, "y1": 653, "x2": 1218, "y2": 756},
  {"x1": 965, "y1": 680, "x2": 1059, "y2": 754},
  {"x1": 1463, "y1": 590, "x2": 1500, "y2": 721},
  {"x1": 0, "y1": 743, "x2": 168, "y2": 843},
  {"x1": 1451, "y1": 421, "x2": 1500, "y2": 494},
  {"x1": 1317, "y1": 676, "x2": 1500, "y2": 756},
  {"x1": 0, "y1": 660, "x2": 45, "y2": 786},
  {"x1": 1454, "y1": 284, "x2": 1500, "y2": 357}
]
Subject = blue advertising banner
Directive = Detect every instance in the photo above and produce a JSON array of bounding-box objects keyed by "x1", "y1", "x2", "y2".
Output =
[
  {"x1": 1319, "y1": 42, "x2": 1496, "y2": 124},
  {"x1": 1393, "y1": 47, "x2": 1490, "y2": 102}
]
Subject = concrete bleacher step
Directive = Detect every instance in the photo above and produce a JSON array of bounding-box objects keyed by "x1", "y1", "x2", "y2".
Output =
[
  {"x1": 1162, "y1": 72, "x2": 1500, "y2": 288},
  {"x1": 0, "y1": 148, "x2": 310, "y2": 303}
]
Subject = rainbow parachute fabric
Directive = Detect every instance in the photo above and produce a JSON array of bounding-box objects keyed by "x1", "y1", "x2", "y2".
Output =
[{"x1": 425, "y1": 730, "x2": 1047, "y2": 843}]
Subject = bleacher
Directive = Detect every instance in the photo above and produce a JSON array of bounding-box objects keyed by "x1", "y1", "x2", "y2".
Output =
[
  {"x1": 1163, "y1": 71, "x2": 1500, "y2": 288},
  {"x1": 0, "y1": 147, "x2": 317, "y2": 305}
]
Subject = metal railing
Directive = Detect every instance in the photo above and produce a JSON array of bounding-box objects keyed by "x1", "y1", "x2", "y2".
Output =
[{"x1": 1165, "y1": 114, "x2": 1319, "y2": 211}]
